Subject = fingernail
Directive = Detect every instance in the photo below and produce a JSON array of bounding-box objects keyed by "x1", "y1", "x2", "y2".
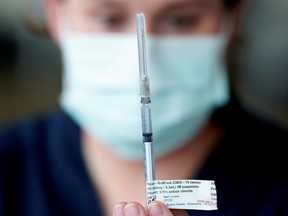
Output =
[
  {"x1": 125, "y1": 203, "x2": 140, "y2": 216},
  {"x1": 148, "y1": 203, "x2": 164, "y2": 216},
  {"x1": 113, "y1": 202, "x2": 126, "y2": 216}
]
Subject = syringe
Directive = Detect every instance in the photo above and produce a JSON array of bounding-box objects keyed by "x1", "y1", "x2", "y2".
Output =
[{"x1": 136, "y1": 13, "x2": 156, "y2": 205}]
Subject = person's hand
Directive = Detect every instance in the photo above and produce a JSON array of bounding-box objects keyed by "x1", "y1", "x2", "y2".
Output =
[{"x1": 113, "y1": 201, "x2": 189, "y2": 216}]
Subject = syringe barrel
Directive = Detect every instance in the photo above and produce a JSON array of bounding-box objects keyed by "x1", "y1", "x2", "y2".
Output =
[
  {"x1": 144, "y1": 142, "x2": 155, "y2": 182},
  {"x1": 141, "y1": 103, "x2": 153, "y2": 136}
]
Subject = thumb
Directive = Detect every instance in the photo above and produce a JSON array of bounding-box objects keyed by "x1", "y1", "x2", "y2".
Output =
[{"x1": 147, "y1": 201, "x2": 189, "y2": 216}]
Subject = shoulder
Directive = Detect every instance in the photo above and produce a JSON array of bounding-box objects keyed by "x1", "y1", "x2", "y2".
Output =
[
  {"x1": 208, "y1": 99, "x2": 288, "y2": 214},
  {"x1": 0, "y1": 109, "x2": 79, "y2": 164},
  {"x1": 0, "y1": 111, "x2": 100, "y2": 215},
  {"x1": 214, "y1": 96, "x2": 288, "y2": 144},
  {"x1": 212, "y1": 97, "x2": 288, "y2": 176}
]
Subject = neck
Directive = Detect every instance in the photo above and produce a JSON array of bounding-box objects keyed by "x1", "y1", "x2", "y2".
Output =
[{"x1": 81, "y1": 120, "x2": 222, "y2": 215}]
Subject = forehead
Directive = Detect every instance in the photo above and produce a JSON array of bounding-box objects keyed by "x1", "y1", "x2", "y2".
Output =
[
  {"x1": 61, "y1": 0, "x2": 226, "y2": 34},
  {"x1": 67, "y1": 0, "x2": 223, "y2": 11}
]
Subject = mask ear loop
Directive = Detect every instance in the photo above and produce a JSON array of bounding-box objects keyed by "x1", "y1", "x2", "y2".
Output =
[
  {"x1": 219, "y1": 11, "x2": 241, "y2": 55},
  {"x1": 56, "y1": 2, "x2": 72, "y2": 92},
  {"x1": 206, "y1": 14, "x2": 232, "y2": 106},
  {"x1": 218, "y1": 13, "x2": 234, "y2": 38},
  {"x1": 56, "y1": 2, "x2": 71, "y2": 43},
  {"x1": 215, "y1": 13, "x2": 236, "y2": 63}
]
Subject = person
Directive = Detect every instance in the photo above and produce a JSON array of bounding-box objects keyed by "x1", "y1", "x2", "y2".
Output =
[{"x1": 0, "y1": 0, "x2": 287, "y2": 215}]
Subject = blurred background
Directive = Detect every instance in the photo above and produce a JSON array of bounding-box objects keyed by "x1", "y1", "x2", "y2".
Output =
[
  {"x1": 231, "y1": 0, "x2": 288, "y2": 130},
  {"x1": 0, "y1": 0, "x2": 61, "y2": 125},
  {"x1": 0, "y1": 0, "x2": 287, "y2": 130}
]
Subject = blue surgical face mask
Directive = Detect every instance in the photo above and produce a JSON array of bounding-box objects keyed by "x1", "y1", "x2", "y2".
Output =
[{"x1": 59, "y1": 32, "x2": 229, "y2": 161}]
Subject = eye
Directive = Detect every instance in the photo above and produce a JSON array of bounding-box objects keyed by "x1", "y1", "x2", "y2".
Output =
[
  {"x1": 155, "y1": 14, "x2": 201, "y2": 34},
  {"x1": 99, "y1": 14, "x2": 124, "y2": 26},
  {"x1": 166, "y1": 15, "x2": 199, "y2": 29},
  {"x1": 98, "y1": 13, "x2": 128, "y2": 31}
]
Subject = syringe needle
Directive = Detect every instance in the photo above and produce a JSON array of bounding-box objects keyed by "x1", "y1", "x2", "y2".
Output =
[{"x1": 136, "y1": 13, "x2": 150, "y2": 99}]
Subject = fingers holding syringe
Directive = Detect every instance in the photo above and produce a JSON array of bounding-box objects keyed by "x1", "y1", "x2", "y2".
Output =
[
  {"x1": 113, "y1": 201, "x2": 189, "y2": 216},
  {"x1": 148, "y1": 201, "x2": 189, "y2": 216}
]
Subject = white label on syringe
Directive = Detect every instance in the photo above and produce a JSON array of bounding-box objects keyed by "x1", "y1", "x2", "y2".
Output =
[{"x1": 146, "y1": 180, "x2": 217, "y2": 210}]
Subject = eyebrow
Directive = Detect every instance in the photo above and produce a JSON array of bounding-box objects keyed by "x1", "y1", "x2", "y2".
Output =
[
  {"x1": 82, "y1": 0, "x2": 127, "y2": 12},
  {"x1": 83, "y1": 0, "x2": 218, "y2": 13},
  {"x1": 85, "y1": 0, "x2": 125, "y2": 7},
  {"x1": 87, "y1": 0, "x2": 215, "y2": 8},
  {"x1": 157, "y1": 0, "x2": 218, "y2": 13}
]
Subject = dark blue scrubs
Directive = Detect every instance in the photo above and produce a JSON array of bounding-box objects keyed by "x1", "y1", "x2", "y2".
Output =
[{"x1": 1, "y1": 98, "x2": 288, "y2": 216}]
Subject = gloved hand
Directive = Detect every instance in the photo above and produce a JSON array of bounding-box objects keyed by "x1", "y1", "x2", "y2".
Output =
[{"x1": 113, "y1": 201, "x2": 188, "y2": 216}]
